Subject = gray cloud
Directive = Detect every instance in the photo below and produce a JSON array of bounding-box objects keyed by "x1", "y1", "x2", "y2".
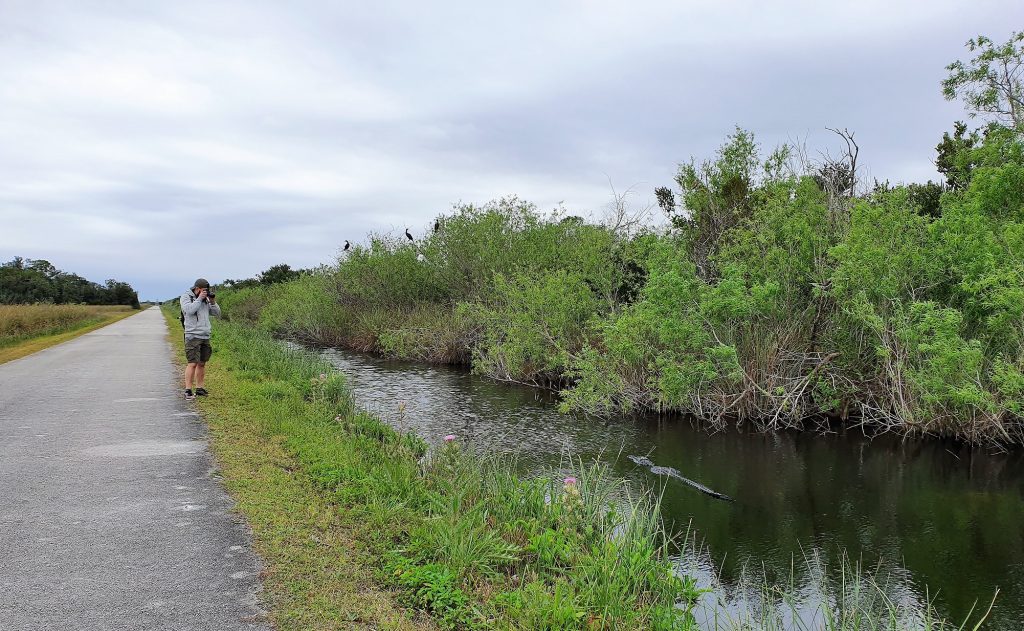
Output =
[{"x1": 2, "y1": 0, "x2": 1021, "y2": 299}]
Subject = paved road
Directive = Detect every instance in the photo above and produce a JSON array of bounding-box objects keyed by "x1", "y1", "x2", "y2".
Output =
[{"x1": 0, "y1": 308, "x2": 269, "y2": 631}]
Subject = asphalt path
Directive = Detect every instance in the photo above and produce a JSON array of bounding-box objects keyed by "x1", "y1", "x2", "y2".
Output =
[{"x1": 0, "y1": 308, "x2": 269, "y2": 630}]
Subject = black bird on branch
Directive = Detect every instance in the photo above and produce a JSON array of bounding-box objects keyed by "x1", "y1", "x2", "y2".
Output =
[
  {"x1": 343, "y1": 240, "x2": 351, "y2": 251},
  {"x1": 433, "y1": 219, "x2": 440, "y2": 233},
  {"x1": 405, "y1": 228, "x2": 414, "y2": 242}
]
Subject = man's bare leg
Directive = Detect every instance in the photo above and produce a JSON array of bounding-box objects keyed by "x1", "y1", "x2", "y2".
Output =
[
  {"x1": 196, "y1": 362, "x2": 206, "y2": 389},
  {"x1": 184, "y1": 362, "x2": 197, "y2": 390}
]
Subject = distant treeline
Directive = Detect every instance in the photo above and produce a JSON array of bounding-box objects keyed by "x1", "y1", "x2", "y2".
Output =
[
  {"x1": 221, "y1": 263, "x2": 312, "y2": 289},
  {"x1": 0, "y1": 257, "x2": 140, "y2": 308},
  {"x1": 160, "y1": 264, "x2": 311, "y2": 306}
]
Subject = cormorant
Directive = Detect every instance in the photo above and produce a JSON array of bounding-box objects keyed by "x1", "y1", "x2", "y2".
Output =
[
  {"x1": 405, "y1": 228, "x2": 413, "y2": 242},
  {"x1": 343, "y1": 240, "x2": 351, "y2": 251}
]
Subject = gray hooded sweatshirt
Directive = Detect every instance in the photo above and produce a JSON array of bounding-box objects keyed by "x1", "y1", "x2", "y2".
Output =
[{"x1": 180, "y1": 291, "x2": 221, "y2": 339}]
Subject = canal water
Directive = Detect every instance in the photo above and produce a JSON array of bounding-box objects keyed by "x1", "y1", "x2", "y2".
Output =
[{"x1": 320, "y1": 348, "x2": 1024, "y2": 629}]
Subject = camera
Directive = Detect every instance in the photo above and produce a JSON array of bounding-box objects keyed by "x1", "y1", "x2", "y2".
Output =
[{"x1": 207, "y1": 291, "x2": 216, "y2": 299}]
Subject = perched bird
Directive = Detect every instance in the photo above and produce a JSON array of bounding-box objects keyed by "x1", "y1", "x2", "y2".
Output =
[
  {"x1": 433, "y1": 219, "x2": 440, "y2": 233},
  {"x1": 405, "y1": 228, "x2": 413, "y2": 242},
  {"x1": 343, "y1": 240, "x2": 351, "y2": 251}
]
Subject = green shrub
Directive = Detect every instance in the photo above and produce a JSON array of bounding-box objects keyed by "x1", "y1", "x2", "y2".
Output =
[
  {"x1": 256, "y1": 273, "x2": 348, "y2": 345},
  {"x1": 203, "y1": 307, "x2": 986, "y2": 629},
  {"x1": 215, "y1": 125, "x2": 1024, "y2": 444},
  {"x1": 467, "y1": 270, "x2": 598, "y2": 384},
  {"x1": 562, "y1": 240, "x2": 740, "y2": 415}
]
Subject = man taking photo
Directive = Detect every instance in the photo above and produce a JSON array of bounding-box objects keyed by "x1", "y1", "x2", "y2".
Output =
[{"x1": 180, "y1": 278, "x2": 221, "y2": 401}]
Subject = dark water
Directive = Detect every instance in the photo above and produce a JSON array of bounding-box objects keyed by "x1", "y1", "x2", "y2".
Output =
[{"x1": 321, "y1": 349, "x2": 1024, "y2": 629}]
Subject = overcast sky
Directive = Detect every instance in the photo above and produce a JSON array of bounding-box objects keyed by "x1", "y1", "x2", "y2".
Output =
[{"x1": 2, "y1": 1, "x2": 1021, "y2": 299}]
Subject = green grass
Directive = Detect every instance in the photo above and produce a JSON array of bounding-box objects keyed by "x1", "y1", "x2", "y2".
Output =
[
  {"x1": 162, "y1": 306, "x2": 432, "y2": 630},
  {"x1": 161, "y1": 304, "x2": 701, "y2": 630},
  {"x1": 0, "y1": 304, "x2": 139, "y2": 364},
  {"x1": 160, "y1": 304, "x2": 994, "y2": 630}
]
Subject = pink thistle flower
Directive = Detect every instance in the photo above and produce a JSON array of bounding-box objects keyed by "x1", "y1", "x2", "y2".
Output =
[
  {"x1": 564, "y1": 477, "x2": 577, "y2": 485},
  {"x1": 443, "y1": 434, "x2": 457, "y2": 443}
]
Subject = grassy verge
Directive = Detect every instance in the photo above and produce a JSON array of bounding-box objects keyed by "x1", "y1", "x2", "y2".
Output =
[
  {"x1": 162, "y1": 307, "x2": 433, "y2": 630},
  {"x1": 0, "y1": 305, "x2": 139, "y2": 364},
  {"x1": 162, "y1": 306, "x2": 991, "y2": 630},
  {"x1": 161, "y1": 305, "x2": 701, "y2": 630}
]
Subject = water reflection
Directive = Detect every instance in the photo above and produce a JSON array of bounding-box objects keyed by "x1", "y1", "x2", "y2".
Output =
[{"x1": 321, "y1": 348, "x2": 1024, "y2": 630}]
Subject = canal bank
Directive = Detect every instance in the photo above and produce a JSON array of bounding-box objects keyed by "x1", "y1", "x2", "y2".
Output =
[
  {"x1": 163, "y1": 302, "x2": 1002, "y2": 629},
  {"x1": 162, "y1": 308, "x2": 704, "y2": 630},
  {"x1": 319, "y1": 347, "x2": 1022, "y2": 630}
]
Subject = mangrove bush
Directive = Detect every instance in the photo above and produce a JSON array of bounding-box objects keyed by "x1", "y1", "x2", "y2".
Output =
[{"x1": 221, "y1": 35, "x2": 1024, "y2": 445}]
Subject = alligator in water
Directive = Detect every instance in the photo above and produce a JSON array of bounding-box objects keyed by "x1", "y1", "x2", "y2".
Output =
[{"x1": 628, "y1": 454, "x2": 734, "y2": 502}]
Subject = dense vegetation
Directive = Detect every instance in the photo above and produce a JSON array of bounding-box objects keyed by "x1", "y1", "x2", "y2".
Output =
[
  {"x1": 221, "y1": 35, "x2": 1024, "y2": 446},
  {"x1": 165, "y1": 306, "x2": 704, "y2": 629},
  {"x1": 170, "y1": 305, "x2": 984, "y2": 629},
  {"x1": 0, "y1": 304, "x2": 132, "y2": 345},
  {"x1": 0, "y1": 257, "x2": 140, "y2": 308},
  {"x1": 0, "y1": 304, "x2": 138, "y2": 364},
  {"x1": 221, "y1": 262, "x2": 313, "y2": 289}
]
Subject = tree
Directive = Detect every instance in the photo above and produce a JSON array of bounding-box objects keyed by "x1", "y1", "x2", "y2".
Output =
[
  {"x1": 943, "y1": 32, "x2": 1024, "y2": 130},
  {"x1": 654, "y1": 186, "x2": 676, "y2": 216},
  {"x1": 258, "y1": 263, "x2": 302, "y2": 285},
  {"x1": 935, "y1": 121, "x2": 981, "y2": 190},
  {"x1": 905, "y1": 181, "x2": 946, "y2": 219},
  {"x1": 28, "y1": 259, "x2": 58, "y2": 279},
  {"x1": 0, "y1": 257, "x2": 139, "y2": 306},
  {"x1": 222, "y1": 277, "x2": 260, "y2": 289},
  {"x1": 669, "y1": 127, "x2": 762, "y2": 279},
  {"x1": 105, "y1": 280, "x2": 140, "y2": 308},
  {"x1": 814, "y1": 127, "x2": 860, "y2": 201}
]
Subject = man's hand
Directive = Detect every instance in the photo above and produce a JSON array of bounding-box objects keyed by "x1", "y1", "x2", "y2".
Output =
[{"x1": 198, "y1": 288, "x2": 208, "y2": 301}]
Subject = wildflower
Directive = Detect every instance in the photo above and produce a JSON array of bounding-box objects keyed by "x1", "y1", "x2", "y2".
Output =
[
  {"x1": 562, "y1": 475, "x2": 582, "y2": 515},
  {"x1": 319, "y1": 373, "x2": 327, "y2": 380},
  {"x1": 443, "y1": 434, "x2": 457, "y2": 443}
]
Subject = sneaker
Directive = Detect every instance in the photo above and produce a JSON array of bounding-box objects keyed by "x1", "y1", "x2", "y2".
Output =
[
  {"x1": 195, "y1": 387, "x2": 209, "y2": 397},
  {"x1": 184, "y1": 389, "x2": 195, "y2": 401}
]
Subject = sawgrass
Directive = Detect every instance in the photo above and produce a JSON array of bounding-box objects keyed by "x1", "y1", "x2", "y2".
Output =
[{"x1": 0, "y1": 305, "x2": 139, "y2": 364}]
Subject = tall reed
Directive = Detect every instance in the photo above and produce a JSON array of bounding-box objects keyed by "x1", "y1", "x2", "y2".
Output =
[{"x1": 0, "y1": 304, "x2": 125, "y2": 346}]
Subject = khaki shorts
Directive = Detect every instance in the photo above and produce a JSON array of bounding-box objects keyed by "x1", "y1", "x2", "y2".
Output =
[{"x1": 185, "y1": 337, "x2": 213, "y2": 364}]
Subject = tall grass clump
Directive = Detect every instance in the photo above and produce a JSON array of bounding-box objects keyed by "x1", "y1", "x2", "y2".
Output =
[
  {"x1": 378, "y1": 453, "x2": 704, "y2": 629},
  {"x1": 696, "y1": 551, "x2": 995, "y2": 631},
  {"x1": 0, "y1": 304, "x2": 128, "y2": 347}
]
